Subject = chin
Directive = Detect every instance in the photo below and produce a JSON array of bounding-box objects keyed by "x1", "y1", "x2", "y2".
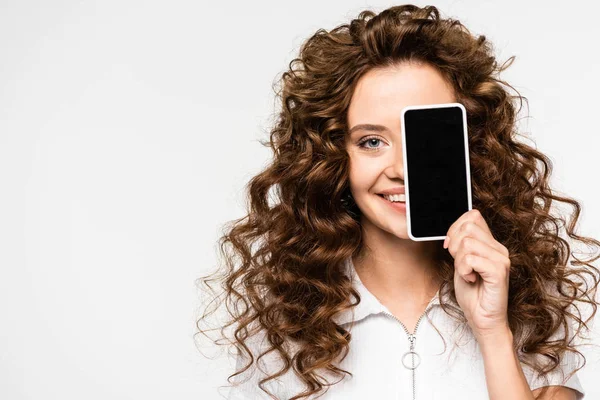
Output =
[
  {"x1": 385, "y1": 224, "x2": 409, "y2": 239},
  {"x1": 360, "y1": 207, "x2": 409, "y2": 239}
]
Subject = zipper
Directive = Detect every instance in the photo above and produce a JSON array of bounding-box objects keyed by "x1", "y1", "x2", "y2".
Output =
[{"x1": 382, "y1": 301, "x2": 435, "y2": 400}]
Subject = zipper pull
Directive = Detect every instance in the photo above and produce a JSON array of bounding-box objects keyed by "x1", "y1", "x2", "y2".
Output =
[{"x1": 408, "y1": 333, "x2": 416, "y2": 349}]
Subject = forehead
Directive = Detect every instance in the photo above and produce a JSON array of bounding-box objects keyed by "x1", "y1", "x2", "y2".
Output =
[{"x1": 347, "y1": 63, "x2": 456, "y2": 130}]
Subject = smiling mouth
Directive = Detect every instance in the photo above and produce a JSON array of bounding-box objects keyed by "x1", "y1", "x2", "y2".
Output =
[{"x1": 376, "y1": 193, "x2": 406, "y2": 204}]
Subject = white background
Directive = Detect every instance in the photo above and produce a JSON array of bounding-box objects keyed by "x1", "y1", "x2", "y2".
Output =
[{"x1": 1, "y1": 0, "x2": 599, "y2": 399}]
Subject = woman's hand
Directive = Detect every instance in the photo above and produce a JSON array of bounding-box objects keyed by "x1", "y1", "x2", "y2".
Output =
[{"x1": 443, "y1": 209, "x2": 512, "y2": 340}]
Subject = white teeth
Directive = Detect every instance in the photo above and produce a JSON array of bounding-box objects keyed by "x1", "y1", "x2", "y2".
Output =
[{"x1": 382, "y1": 194, "x2": 405, "y2": 202}]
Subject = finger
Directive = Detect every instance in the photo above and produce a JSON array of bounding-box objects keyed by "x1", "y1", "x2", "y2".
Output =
[
  {"x1": 445, "y1": 210, "x2": 508, "y2": 257},
  {"x1": 446, "y1": 209, "x2": 487, "y2": 240},
  {"x1": 453, "y1": 235, "x2": 510, "y2": 281},
  {"x1": 448, "y1": 221, "x2": 509, "y2": 262},
  {"x1": 455, "y1": 252, "x2": 508, "y2": 284},
  {"x1": 445, "y1": 209, "x2": 486, "y2": 249},
  {"x1": 444, "y1": 210, "x2": 474, "y2": 245}
]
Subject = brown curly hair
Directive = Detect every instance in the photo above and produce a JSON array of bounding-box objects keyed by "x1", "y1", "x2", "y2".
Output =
[{"x1": 195, "y1": 4, "x2": 600, "y2": 400}]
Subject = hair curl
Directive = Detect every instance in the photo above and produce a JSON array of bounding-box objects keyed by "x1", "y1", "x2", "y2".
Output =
[{"x1": 195, "y1": 4, "x2": 600, "y2": 400}]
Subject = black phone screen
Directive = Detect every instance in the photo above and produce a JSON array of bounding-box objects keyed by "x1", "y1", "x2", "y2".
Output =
[{"x1": 403, "y1": 104, "x2": 472, "y2": 240}]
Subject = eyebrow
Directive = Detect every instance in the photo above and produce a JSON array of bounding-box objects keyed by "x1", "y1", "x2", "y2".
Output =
[{"x1": 348, "y1": 124, "x2": 390, "y2": 135}]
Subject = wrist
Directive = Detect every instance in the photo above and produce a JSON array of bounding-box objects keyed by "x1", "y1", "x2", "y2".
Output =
[{"x1": 475, "y1": 324, "x2": 513, "y2": 350}]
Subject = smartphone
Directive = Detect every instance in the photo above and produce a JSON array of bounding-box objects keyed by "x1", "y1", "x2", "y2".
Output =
[{"x1": 401, "y1": 102, "x2": 472, "y2": 241}]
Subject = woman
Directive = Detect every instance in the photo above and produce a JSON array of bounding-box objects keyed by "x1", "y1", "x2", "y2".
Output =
[{"x1": 195, "y1": 5, "x2": 599, "y2": 400}]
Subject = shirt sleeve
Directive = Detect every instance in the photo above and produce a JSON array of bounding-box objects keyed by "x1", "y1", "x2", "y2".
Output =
[
  {"x1": 520, "y1": 320, "x2": 586, "y2": 399},
  {"x1": 225, "y1": 350, "x2": 265, "y2": 400}
]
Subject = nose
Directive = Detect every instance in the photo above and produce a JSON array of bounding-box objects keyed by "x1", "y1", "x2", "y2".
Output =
[{"x1": 384, "y1": 140, "x2": 405, "y2": 179}]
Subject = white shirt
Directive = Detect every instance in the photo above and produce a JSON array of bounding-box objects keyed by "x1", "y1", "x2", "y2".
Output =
[{"x1": 225, "y1": 256, "x2": 585, "y2": 399}]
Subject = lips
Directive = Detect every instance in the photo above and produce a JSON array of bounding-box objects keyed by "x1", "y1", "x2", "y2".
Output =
[
  {"x1": 377, "y1": 192, "x2": 407, "y2": 212},
  {"x1": 377, "y1": 187, "x2": 405, "y2": 195}
]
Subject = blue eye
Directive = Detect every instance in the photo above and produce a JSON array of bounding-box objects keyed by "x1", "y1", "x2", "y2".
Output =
[{"x1": 357, "y1": 136, "x2": 384, "y2": 151}]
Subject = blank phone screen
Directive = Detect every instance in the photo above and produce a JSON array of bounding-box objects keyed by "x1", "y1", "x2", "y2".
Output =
[{"x1": 403, "y1": 105, "x2": 471, "y2": 239}]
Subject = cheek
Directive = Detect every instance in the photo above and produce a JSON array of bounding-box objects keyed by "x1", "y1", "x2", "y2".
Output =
[{"x1": 349, "y1": 159, "x2": 380, "y2": 189}]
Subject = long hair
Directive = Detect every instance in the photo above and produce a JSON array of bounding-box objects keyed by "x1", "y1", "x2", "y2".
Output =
[{"x1": 195, "y1": 5, "x2": 600, "y2": 400}]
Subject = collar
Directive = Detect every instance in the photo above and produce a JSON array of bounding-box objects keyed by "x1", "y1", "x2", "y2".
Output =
[{"x1": 333, "y1": 256, "x2": 443, "y2": 326}]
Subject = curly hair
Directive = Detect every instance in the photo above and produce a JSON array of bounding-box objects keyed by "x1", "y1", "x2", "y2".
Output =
[{"x1": 195, "y1": 4, "x2": 600, "y2": 400}]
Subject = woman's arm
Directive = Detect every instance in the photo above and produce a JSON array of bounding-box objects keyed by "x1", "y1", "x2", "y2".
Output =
[
  {"x1": 479, "y1": 326, "x2": 534, "y2": 400},
  {"x1": 479, "y1": 327, "x2": 577, "y2": 400},
  {"x1": 532, "y1": 386, "x2": 578, "y2": 400}
]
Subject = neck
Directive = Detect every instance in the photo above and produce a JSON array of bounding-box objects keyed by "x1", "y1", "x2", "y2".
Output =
[{"x1": 353, "y1": 217, "x2": 442, "y2": 308}]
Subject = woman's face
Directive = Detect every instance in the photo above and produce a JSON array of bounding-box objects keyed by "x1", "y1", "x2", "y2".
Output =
[{"x1": 345, "y1": 62, "x2": 456, "y2": 239}]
